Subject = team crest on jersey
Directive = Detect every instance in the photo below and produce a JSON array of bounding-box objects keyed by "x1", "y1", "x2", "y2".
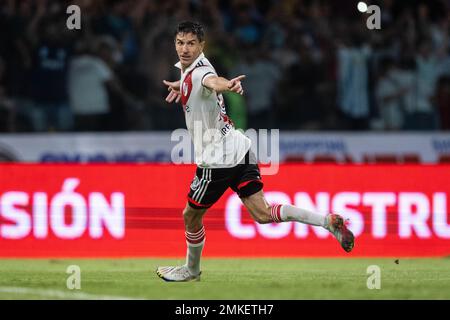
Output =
[
  {"x1": 190, "y1": 176, "x2": 200, "y2": 191},
  {"x1": 181, "y1": 71, "x2": 193, "y2": 106}
]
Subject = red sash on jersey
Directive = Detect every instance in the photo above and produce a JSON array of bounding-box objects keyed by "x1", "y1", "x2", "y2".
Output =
[{"x1": 181, "y1": 67, "x2": 202, "y2": 109}]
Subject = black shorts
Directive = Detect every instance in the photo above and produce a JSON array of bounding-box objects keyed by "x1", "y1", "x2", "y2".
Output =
[{"x1": 187, "y1": 151, "x2": 263, "y2": 209}]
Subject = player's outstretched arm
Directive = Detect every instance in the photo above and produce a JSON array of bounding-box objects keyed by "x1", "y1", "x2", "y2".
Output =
[
  {"x1": 163, "y1": 80, "x2": 181, "y2": 103},
  {"x1": 203, "y1": 75, "x2": 245, "y2": 95}
]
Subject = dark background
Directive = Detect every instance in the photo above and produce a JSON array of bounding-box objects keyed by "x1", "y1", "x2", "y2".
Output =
[{"x1": 0, "y1": 0, "x2": 449, "y2": 132}]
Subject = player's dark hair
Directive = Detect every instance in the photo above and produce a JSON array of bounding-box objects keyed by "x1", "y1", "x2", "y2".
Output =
[{"x1": 174, "y1": 21, "x2": 205, "y2": 42}]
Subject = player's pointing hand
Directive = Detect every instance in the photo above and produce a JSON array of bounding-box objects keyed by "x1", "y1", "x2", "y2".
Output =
[
  {"x1": 163, "y1": 80, "x2": 181, "y2": 103},
  {"x1": 228, "y1": 75, "x2": 245, "y2": 95},
  {"x1": 163, "y1": 80, "x2": 180, "y2": 92}
]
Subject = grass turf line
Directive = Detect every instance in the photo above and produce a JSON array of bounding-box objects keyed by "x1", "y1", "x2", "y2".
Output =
[{"x1": 0, "y1": 258, "x2": 449, "y2": 299}]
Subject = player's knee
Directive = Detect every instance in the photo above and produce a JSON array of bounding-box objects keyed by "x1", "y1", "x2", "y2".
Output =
[
  {"x1": 182, "y1": 206, "x2": 195, "y2": 222},
  {"x1": 183, "y1": 205, "x2": 205, "y2": 225}
]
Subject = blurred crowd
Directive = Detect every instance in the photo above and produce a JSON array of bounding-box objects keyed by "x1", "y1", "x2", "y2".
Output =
[{"x1": 0, "y1": 0, "x2": 450, "y2": 132}]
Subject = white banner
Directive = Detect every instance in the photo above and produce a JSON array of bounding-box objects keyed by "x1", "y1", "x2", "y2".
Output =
[
  {"x1": 278, "y1": 132, "x2": 450, "y2": 163},
  {"x1": 0, "y1": 132, "x2": 173, "y2": 163},
  {"x1": 1, "y1": 132, "x2": 450, "y2": 163}
]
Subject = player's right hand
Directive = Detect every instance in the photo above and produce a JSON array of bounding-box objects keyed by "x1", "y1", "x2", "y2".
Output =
[
  {"x1": 228, "y1": 75, "x2": 245, "y2": 95},
  {"x1": 163, "y1": 80, "x2": 181, "y2": 103}
]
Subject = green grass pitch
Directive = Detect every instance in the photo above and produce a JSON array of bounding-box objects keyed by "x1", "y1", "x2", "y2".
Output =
[{"x1": 0, "y1": 258, "x2": 449, "y2": 299}]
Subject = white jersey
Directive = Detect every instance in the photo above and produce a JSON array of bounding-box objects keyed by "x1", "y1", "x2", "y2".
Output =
[{"x1": 176, "y1": 53, "x2": 251, "y2": 168}]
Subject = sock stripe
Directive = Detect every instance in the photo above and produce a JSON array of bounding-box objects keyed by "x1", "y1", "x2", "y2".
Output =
[
  {"x1": 185, "y1": 226, "x2": 206, "y2": 243},
  {"x1": 186, "y1": 225, "x2": 204, "y2": 233},
  {"x1": 270, "y1": 206, "x2": 276, "y2": 222},
  {"x1": 186, "y1": 230, "x2": 205, "y2": 239},
  {"x1": 186, "y1": 227, "x2": 205, "y2": 237},
  {"x1": 186, "y1": 230, "x2": 205, "y2": 241},
  {"x1": 185, "y1": 227, "x2": 205, "y2": 236},
  {"x1": 276, "y1": 204, "x2": 282, "y2": 222},
  {"x1": 270, "y1": 204, "x2": 282, "y2": 223},
  {"x1": 186, "y1": 236, "x2": 205, "y2": 244}
]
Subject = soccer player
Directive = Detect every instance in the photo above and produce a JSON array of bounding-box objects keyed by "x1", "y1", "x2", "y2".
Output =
[{"x1": 156, "y1": 21, "x2": 354, "y2": 282}]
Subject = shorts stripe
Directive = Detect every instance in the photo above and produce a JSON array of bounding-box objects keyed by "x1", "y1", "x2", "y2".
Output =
[
  {"x1": 187, "y1": 196, "x2": 212, "y2": 208},
  {"x1": 198, "y1": 169, "x2": 211, "y2": 202},
  {"x1": 195, "y1": 169, "x2": 209, "y2": 202},
  {"x1": 237, "y1": 179, "x2": 262, "y2": 190},
  {"x1": 192, "y1": 168, "x2": 205, "y2": 201}
]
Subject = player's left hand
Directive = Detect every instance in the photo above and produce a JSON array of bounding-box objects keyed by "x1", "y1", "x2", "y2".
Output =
[
  {"x1": 228, "y1": 75, "x2": 245, "y2": 95},
  {"x1": 163, "y1": 80, "x2": 181, "y2": 103},
  {"x1": 165, "y1": 89, "x2": 181, "y2": 103}
]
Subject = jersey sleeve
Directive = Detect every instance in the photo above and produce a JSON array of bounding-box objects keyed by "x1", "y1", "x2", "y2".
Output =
[{"x1": 192, "y1": 66, "x2": 217, "y2": 92}]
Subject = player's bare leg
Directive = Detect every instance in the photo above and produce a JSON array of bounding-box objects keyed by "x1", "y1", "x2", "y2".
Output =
[
  {"x1": 241, "y1": 190, "x2": 355, "y2": 252},
  {"x1": 156, "y1": 203, "x2": 207, "y2": 281}
]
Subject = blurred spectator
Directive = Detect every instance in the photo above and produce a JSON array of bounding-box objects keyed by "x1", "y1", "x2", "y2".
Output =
[
  {"x1": 231, "y1": 2, "x2": 263, "y2": 46},
  {"x1": 403, "y1": 38, "x2": 441, "y2": 130},
  {"x1": 435, "y1": 76, "x2": 450, "y2": 130},
  {"x1": 393, "y1": 57, "x2": 418, "y2": 126},
  {"x1": 231, "y1": 48, "x2": 281, "y2": 129},
  {"x1": 375, "y1": 57, "x2": 407, "y2": 130},
  {"x1": 0, "y1": 56, "x2": 16, "y2": 132},
  {"x1": 69, "y1": 36, "x2": 140, "y2": 131},
  {"x1": 92, "y1": 0, "x2": 140, "y2": 65},
  {"x1": 337, "y1": 31, "x2": 372, "y2": 130},
  {"x1": 0, "y1": 0, "x2": 448, "y2": 132},
  {"x1": 275, "y1": 34, "x2": 326, "y2": 130},
  {"x1": 27, "y1": 17, "x2": 73, "y2": 131},
  {"x1": 68, "y1": 38, "x2": 114, "y2": 131}
]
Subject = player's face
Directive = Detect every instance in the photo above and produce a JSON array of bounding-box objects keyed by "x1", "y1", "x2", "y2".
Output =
[{"x1": 175, "y1": 32, "x2": 204, "y2": 68}]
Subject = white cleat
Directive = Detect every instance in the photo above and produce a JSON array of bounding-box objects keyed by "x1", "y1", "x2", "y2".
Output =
[{"x1": 156, "y1": 265, "x2": 201, "y2": 282}]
